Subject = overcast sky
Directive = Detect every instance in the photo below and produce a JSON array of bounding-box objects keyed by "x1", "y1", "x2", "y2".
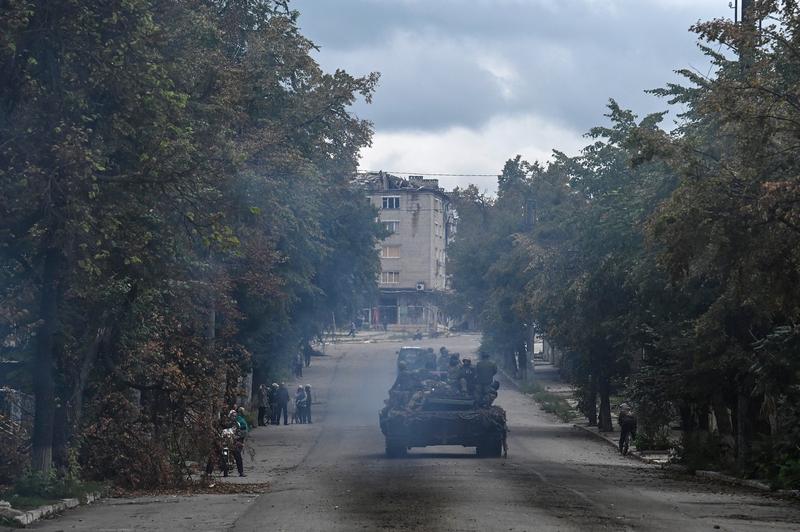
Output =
[{"x1": 292, "y1": 0, "x2": 728, "y2": 192}]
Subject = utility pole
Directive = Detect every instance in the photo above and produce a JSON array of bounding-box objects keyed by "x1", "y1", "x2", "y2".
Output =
[
  {"x1": 740, "y1": 0, "x2": 753, "y2": 20},
  {"x1": 736, "y1": 0, "x2": 755, "y2": 473},
  {"x1": 739, "y1": 0, "x2": 756, "y2": 69}
]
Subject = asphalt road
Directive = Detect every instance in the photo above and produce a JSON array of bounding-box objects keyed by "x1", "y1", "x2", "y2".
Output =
[{"x1": 27, "y1": 334, "x2": 800, "y2": 531}]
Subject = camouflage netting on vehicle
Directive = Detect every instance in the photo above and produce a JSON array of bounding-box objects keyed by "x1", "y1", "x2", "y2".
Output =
[{"x1": 380, "y1": 405, "x2": 507, "y2": 435}]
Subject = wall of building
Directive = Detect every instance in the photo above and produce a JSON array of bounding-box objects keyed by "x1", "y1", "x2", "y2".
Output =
[
  {"x1": 360, "y1": 173, "x2": 453, "y2": 332},
  {"x1": 369, "y1": 188, "x2": 448, "y2": 291}
]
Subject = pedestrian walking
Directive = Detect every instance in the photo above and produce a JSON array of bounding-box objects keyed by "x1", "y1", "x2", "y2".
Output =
[
  {"x1": 348, "y1": 321, "x2": 356, "y2": 337},
  {"x1": 618, "y1": 403, "x2": 637, "y2": 455},
  {"x1": 257, "y1": 384, "x2": 269, "y2": 426},
  {"x1": 277, "y1": 382, "x2": 290, "y2": 425},
  {"x1": 303, "y1": 344, "x2": 312, "y2": 368},
  {"x1": 304, "y1": 384, "x2": 313, "y2": 424}
]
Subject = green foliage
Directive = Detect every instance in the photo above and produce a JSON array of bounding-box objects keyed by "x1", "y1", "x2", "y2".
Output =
[
  {"x1": 11, "y1": 466, "x2": 103, "y2": 501},
  {"x1": 0, "y1": 0, "x2": 382, "y2": 485},
  {"x1": 449, "y1": 3, "x2": 800, "y2": 477},
  {"x1": 520, "y1": 382, "x2": 575, "y2": 423}
]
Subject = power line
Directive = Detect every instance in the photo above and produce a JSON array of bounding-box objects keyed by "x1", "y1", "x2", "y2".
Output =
[{"x1": 357, "y1": 170, "x2": 499, "y2": 177}]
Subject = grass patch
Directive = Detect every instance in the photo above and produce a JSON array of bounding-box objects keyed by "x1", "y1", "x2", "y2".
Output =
[
  {"x1": 520, "y1": 381, "x2": 576, "y2": 423},
  {"x1": 2, "y1": 493, "x2": 60, "y2": 510},
  {"x1": 1, "y1": 469, "x2": 106, "y2": 511}
]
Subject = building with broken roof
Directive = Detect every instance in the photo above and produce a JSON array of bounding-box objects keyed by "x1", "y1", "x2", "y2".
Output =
[{"x1": 356, "y1": 172, "x2": 456, "y2": 331}]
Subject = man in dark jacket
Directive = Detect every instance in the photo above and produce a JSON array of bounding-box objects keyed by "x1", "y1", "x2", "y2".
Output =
[
  {"x1": 304, "y1": 384, "x2": 313, "y2": 424},
  {"x1": 267, "y1": 383, "x2": 278, "y2": 425},
  {"x1": 277, "y1": 382, "x2": 290, "y2": 425},
  {"x1": 475, "y1": 352, "x2": 498, "y2": 404}
]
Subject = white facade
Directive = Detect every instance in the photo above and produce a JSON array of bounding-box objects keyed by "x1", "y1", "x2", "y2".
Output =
[{"x1": 359, "y1": 173, "x2": 455, "y2": 330}]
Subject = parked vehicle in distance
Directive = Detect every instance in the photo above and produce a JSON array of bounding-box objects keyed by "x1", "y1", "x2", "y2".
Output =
[{"x1": 396, "y1": 346, "x2": 433, "y2": 372}]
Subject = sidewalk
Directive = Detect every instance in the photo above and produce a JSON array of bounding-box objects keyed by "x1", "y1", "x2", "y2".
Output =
[
  {"x1": 506, "y1": 361, "x2": 800, "y2": 496},
  {"x1": 507, "y1": 362, "x2": 674, "y2": 465}
]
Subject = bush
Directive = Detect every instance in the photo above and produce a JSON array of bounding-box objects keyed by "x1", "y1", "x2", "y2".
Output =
[
  {"x1": 777, "y1": 458, "x2": 800, "y2": 489},
  {"x1": 675, "y1": 431, "x2": 726, "y2": 472},
  {"x1": 12, "y1": 468, "x2": 100, "y2": 501},
  {"x1": 521, "y1": 382, "x2": 575, "y2": 423},
  {"x1": 0, "y1": 418, "x2": 29, "y2": 484}
]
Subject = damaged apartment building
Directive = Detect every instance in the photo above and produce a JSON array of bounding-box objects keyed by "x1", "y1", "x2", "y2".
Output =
[{"x1": 357, "y1": 172, "x2": 456, "y2": 331}]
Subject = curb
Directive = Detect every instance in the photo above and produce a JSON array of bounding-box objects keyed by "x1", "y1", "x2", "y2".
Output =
[
  {"x1": 571, "y1": 423, "x2": 663, "y2": 465},
  {"x1": 695, "y1": 470, "x2": 771, "y2": 491},
  {"x1": 501, "y1": 365, "x2": 800, "y2": 497},
  {"x1": 3, "y1": 492, "x2": 103, "y2": 527}
]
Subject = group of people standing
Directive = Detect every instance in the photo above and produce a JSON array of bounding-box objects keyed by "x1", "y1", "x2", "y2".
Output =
[{"x1": 257, "y1": 382, "x2": 313, "y2": 426}]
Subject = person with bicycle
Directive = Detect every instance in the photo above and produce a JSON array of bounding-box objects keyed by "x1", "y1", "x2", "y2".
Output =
[{"x1": 618, "y1": 402, "x2": 637, "y2": 455}]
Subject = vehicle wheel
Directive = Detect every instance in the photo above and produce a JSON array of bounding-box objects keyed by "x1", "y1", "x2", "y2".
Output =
[{"x1": 385, "y1": 439, "x2": 406, "y2": 458}]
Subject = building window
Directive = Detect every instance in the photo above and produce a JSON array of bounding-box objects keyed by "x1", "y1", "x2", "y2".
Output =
[
  {"x1": 382, "y1": 196, "x2": 400, "y2": 209},
  {"x1": 381, "y1": 271, "x2": 400, "y2": 284},
  {"x1": 382, "y1": 220, "x2": 399, "y2": 234},
  {"x1": 381, "y1": 245, "x2": 400, "y2": 258}
]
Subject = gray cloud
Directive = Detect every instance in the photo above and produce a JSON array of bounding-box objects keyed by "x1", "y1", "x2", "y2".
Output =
[{"x1": 293, "y1": 0, "x2": 724, "y2": 135}]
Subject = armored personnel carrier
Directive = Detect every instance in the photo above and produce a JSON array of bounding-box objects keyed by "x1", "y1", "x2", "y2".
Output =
[{"x1": 379, "y1": 373, "x2": 507, "y2": 457}]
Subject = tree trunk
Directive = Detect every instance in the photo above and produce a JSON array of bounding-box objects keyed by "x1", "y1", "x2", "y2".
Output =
[
  {"x1": 586, "y1": 375, "x2": 598, "y2": 426},
  {"x1": 736, "y1": 391, "x2": 751, "y2": 471},
  {"x1": 517, "y1": 343, "x2": 528, "y2": 382},
  {"x1": 712, "y1": 396, "x2": 736, "y2": 468},
  {"x1": 679, "y1": 402, "x2": 695, "y2": 432},
  {"x1": 598, "y1": 376, "x2": 613, "y2": 432},
  {"x1": 52, "y1": 397, "x2": 68, "y2": 471},
  {"x1": 698, "y1": 404, "x2": 710, "y2": 431},
  {"x1": 31, "y1": 248, "x2": 60, "y2": 472}
]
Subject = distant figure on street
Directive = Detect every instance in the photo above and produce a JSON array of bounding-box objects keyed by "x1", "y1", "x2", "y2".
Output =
[
  {"x1": 618, "y1": 402, "x2": 637, "y2": 454},
  {"x1": 391, "y1": 361, "x2": 413, "y2": 392},
  {"x1": 224, "y1": 409, "x2": 246, "y2": 476},
  {"x1": 205, "y1": 414, "x2": 239, "y2": 477},
  {"x1": 277, "y1": 382, "x2": 290, "y2": 425},
  {"x1": 268, "y1": 383, "x2": 279, "y2": 424},
  {"x1": 475, "y1": 352, "x2": 498, "y2": 404},
  {"x1": 458, "y1": 358, "x2": 476, "y2": 395},
  {"x1": 293, "y1": 354, "x2": 304, "y2": 378},
  {"x1": 293, "y1": 386, "x2": 307, "y2": 424},
  {"x1": 235, "y1": 407, "x2": 250, "y2": 434},
  {"x1": 257, "y1": 384, "x2": 269, "y2": 426},
  {"x1": 348, "y1": 321, "x2": 356, "y2": 337},
  {"x1": 437, "y1": 347, "x2": 450, "y2": 371},
  {"x1": 303, "y1": 344, "x2": 312, "y2": 368},
  {"x1": 304, "y1": 384, "x2": 313, "y2": 424}
]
